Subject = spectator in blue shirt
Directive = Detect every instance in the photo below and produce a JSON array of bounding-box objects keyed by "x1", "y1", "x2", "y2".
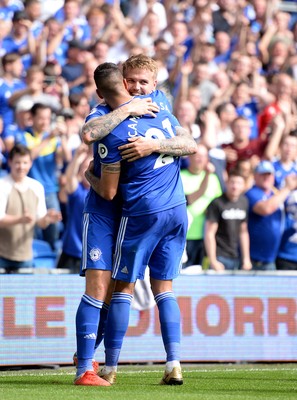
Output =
[{"x1": 245, "y1": 160, "x2": 297, "y2": 270}]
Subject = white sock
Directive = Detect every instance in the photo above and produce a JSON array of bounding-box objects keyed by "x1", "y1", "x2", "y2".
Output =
[
  {"x1": 166, "y1": 360, "x2": 180, "y2": 372},
  {"x1": 102, "y1": 365, "x2": 117, "y2": 374}
]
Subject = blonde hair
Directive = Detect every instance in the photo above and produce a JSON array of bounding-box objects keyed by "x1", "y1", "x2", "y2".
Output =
[{"x1": 122, "y1": 54, "x2": 158, "y2": 80}]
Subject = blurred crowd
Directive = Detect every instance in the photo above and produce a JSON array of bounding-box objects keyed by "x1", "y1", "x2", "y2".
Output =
[{"x1": 0, "y1": 0, "x2": 297, "y2": 273}]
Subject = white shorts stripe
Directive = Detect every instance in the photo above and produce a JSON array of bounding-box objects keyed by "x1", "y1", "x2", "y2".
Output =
[
  {"x1": 113, "y1": 216, "x2": 128, "y2": 278},
  {"x1": 81, "y1": 213, "x2": 89, "y2": 273}
]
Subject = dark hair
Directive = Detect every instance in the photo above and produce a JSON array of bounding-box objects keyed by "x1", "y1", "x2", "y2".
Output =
[
  {"x1": 93, "y1": 63, "x2": 123, "y2": 96},
  {"x1": 9, "y1": 144, "x2": 31, "y2": 160},
  {"x1": 228, "y1": 167, "x2": 245, "y2": 179},
  {"x1": 2, "y1": 52, "x2": 20, "y2": 68},
  {"x1": 30, "y1": 103, "x2": 51, "y2": 116},
  {"x1": 216, "y1": 102, "x2": 233, "y2": 116},
  {"x1": 24, "y1": 0, "x2": 40, "y2": 7},
  {"x1": 69, "y1": 93, "x2": 88, "y2": 107}
]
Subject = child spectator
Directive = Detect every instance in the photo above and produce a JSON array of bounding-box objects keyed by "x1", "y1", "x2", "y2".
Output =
[{"x1": 0, "y1": 144, "x2": 61, "y2": 273}]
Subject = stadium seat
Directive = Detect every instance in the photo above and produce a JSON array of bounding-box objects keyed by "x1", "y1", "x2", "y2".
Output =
[{"x1": 32, "y1": 239, "x2": 57, "y2": 269}]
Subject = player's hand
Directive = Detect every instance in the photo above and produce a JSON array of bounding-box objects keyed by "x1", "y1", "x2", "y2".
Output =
[
  {"x1": 126, "y1": 98, "x2": 159, "y2": 118},
  {"x1": 119, "y1": 136, "x2": 159, "y2": 161}
]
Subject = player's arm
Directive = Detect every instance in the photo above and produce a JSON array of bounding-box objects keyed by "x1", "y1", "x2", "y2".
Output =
[
  {"x1": 85, "y1": 160, "x2": 121, "y2": 201},
  {"x1": 119, "y1": 126, "x2": 197, "y2": 162},
  {"x1": 82, "y1": 98, "x2": 159, "y2": 145}
]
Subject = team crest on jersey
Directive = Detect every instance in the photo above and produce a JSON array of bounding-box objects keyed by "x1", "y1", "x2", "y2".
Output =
[
  {"x1": 90, "y1": 248, "x2": 102, "y2": 261},
  {"x1": 99, "y1": 143, "x2": 108, "y2": 158}
]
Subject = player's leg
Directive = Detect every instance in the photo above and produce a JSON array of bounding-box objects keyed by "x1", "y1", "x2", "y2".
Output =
[
  {"x1": 149, "y1": 204, "x2": 188, "y2": 385},
  {"x1": 101, "y1": 215, "x2": 147, "y2": 383},
  {"x1": 150, "y1": 278, "x2": 183, "y2": 385},
  {"x1": 101, "y1": 280, "x2": 135, "y2": 384},
  {"x1": 75, "y1": 269, "x2": 111, "y2": 386},
  {"x1": 74, "y1": 213, "x2": 115, "y2": 386},
  {"x1": 94, "y1": 279, "x2": 115, "y2": 351}
]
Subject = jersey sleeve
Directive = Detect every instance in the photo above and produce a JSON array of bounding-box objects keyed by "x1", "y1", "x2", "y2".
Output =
[
  {"x1": 99, "y1": 132, "x2": 125, "y2": 165},
  {"x1": 85, "y1": 104, "x2": 110, "y2": 122}
]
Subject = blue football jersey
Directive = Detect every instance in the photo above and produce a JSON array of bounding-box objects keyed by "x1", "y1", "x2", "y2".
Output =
[
  {"x1": 83, "y1": 102, "x2": 122, "y2": 218},
  {"x1": 99, "y1": 90, "x2": 186, "y2": 216},
  {"x1": 245, "y1": 185, "x2": 283, "y2": 262},
  {"x1": 277, "y1": 190, "x2": 297, "y2": 263}
]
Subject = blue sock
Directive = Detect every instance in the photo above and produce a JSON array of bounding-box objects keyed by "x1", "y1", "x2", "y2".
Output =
[
  {"x1": 155, "y1": 291, "x2": 181, "y2": 362},
  {"x1": 76, "y1": 294, "x2": 103, "y2": 376},
  {"x1": 104, "y1": 292, "x2": 132, "y2": 367},
  {"x1": 94, "y1": 302, "x2": 109, "y2": 351}
]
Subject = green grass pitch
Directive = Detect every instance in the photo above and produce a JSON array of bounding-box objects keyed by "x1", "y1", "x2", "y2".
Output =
[{"x1": 1, "y1": 364, "x2": 297, "y2": 400}]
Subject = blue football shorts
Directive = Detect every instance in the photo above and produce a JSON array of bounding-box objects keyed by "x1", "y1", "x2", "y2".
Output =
[
  {"x1": 112, "y1": 204, "x2": 188, "y2": 283},
  {"x1": 80, "y1": 212, "x2": 120, "y2": 276}
]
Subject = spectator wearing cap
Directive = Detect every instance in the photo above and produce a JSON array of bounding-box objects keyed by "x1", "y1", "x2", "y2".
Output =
[{"x1": 245, "y1": 160, "x2": 297, "y2": 271}]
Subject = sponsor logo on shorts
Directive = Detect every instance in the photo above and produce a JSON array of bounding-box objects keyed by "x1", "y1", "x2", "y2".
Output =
[
  {"x1": 121, "y1": 266, "x2": 129, "y2": 274},
  {"x1": 90, "y1": 248, "x2": 102, "y2": 261}
]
